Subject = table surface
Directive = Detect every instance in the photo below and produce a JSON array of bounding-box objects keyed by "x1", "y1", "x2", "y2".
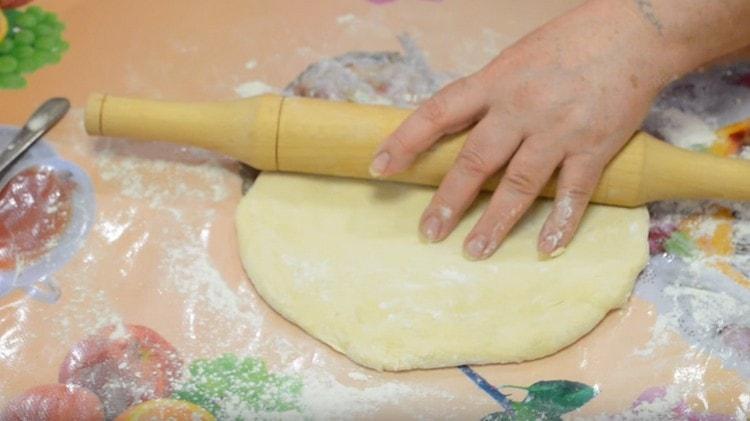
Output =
[{"x1": 1, "y1": 1, "x2": 749, "y2": 419}]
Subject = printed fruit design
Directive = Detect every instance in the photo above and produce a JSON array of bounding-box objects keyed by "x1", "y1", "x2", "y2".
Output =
[
  {"x1": 173, "y1": 353, "x2": 302, "y2": 419},
  {"x1": 629, "y1": 386, "x2": 732, "y2": 420},
  {"x1": 114, "y1": 399, "x2": 215, "y2": 421},
  {"x1": 479, "y1": 380, "x2": 597, "y2": 421},
  {"x1": 0, "y1": 384, "x2": 105, "y2": 421},
  {"x1": 0, "y1": 5, "x2": 68, "y2": 89},
  {"x1": 665, "y1": 206, "x2": 750, "y2": 289},
  {"x1": 720, "y1": 324, "x2": 750, "y2": 356},
  {"x1": 460, "y1": 366, "x2": 597, "y2": 421},
  {"x1": 708, "y1": 117, "x2": 750, "y2": 157},
  {"x1": 58, "y1": 325, "x2": 184, "y2": 419},
  {"x1": 648, "y1": 223, "x2": 677, "y2": 255},
  {"x1": 0, "y1": 0, "x2": 35, "y2": 9},
  {"x1": 2, "y1": 324, "x2": 301, "y2": 419},
  {"x1": 0, "y1": 165, "x2": 76, "y2": 270},
  {"x1": 0, "y1": 11, "x2": 7, "y2": 42}
]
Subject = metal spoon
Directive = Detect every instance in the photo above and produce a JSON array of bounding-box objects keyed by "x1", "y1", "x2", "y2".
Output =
[{"x1": 0, "y1": 97, "x2": 70, "y2": 178}]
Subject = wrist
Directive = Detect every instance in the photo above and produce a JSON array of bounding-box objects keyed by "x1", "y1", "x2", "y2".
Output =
[
  {"x1": 604, "y1": 0, "x2": 750, "y2": 79},
  {"x1": 582, "y1": 0, "x2": 692, "y2": 92}
]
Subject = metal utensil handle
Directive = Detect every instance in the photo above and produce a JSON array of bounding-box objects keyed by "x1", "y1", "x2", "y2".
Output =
[{"x1": 0, "y1": 97, "x2": 70, "y2": 176}]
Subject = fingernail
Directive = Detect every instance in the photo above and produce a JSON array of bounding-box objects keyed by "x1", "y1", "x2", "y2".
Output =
[
  {"x1": 421, "y1": 216, "x2": 442, "y2": 242},
  {"x1": 482, "y1": 223, "x2": 505, "y2": 259},
  {"x1": 369, "y1": 152, "x2": 391, "y2": 177},
  {"x1": 465, "y1": 235, "x2": 488, "y2": 260},
  {"x1": 549, "y1": 246, "x2": 566, "y2": 257},
  {"x1": 540, "y1": 246, "x2": 567, "y2": 260},
  {"x1": 539, "y1": 231, "x2": 562, "y2": 255},
  {"x1": 481, "y1": 241, "x2": 499, "y2": 259},
  {"x1": 539, "y1": 230, "x2": 566, "y2": 259}
]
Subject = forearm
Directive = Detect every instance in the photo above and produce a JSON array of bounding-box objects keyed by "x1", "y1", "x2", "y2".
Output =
[
  {"x1": 620, "y1": 0, "x2": 750, "y2": 72},
  {"x1": 513, "y1": 0, "x2": 750, "y2": 96}
]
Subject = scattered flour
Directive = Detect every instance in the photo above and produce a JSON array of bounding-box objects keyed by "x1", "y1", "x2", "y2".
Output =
[
  {"x1": 50, "y1": 286, "x2": 125, "y2": 342},
  {"x1": 635, "y1": 248, "x2": 750, "y2": 379},
  {"x1": 347, "y1": 371, "x2": 370, "y2": 381},
  {"x1": 332, "y1": 11, "x2": 393, "y2": 39},
  {"x1": 160, "y1": 210, "x2": 265, "y2": 352},
  {"x1": 643, "y1": 62, "x2": 750, "y2": 150},
  {"x1": 299, "y1": 370, "x2": 459, "y2": 420},
  {"x1": 644, "y1": 107, "x2": 717, "y2": 150},
  {"x1": 577, "y1": 386, "x2": 684, "y2": 421},
  {"x1": 234, "y1": 80, "x2": 276, "y2": 98},
  {"x1": 637, "y1": 63, "x2": 750, "y2": 388},
  {"x1": 95, "y1": 138, "x2": 231, "y2": 207},
  {"x1": 632, "y1": 309, "x2": 673, "y2": 358},
  {"x1": 335, "y1": 14, "x2": 356, "y2": 25}
]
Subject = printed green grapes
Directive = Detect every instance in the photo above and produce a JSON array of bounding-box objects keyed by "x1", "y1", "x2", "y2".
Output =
[{"x1": 0, "y1": 6, "x2": 68, "y2": 89}]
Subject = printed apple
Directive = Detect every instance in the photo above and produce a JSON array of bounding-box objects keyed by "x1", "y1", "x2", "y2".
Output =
[
  {"x1": 0, "y1": 384, "x2": 105, "y2": 421},
  {"x1": 0, "y1": 0, "x2": 34, "y2": 9},
  {"x1": 58, "y1": 324, "x2": 183, "y2": 419}
]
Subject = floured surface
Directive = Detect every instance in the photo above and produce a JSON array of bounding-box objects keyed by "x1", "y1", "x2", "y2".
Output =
[
  {"x1": 2, "y1": 1, "x2": 749, "y2": 418},
  {"x1": 236, "y1": 173, "x2": 650, "y2": 371}
]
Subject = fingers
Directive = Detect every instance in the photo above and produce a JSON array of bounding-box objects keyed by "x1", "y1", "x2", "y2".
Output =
[
  {"x1": 370, "y1": 75, "x2": 488, "y2": 177},
  {"x1": 463, "y1": 137, "x2": 565, "y2": 260},
  {"x1": 419, "y1": 115, "x2": 522, "y2": 242},
  {"x1": 537, "y1": 153, "x2": 604, "y2": 257}
]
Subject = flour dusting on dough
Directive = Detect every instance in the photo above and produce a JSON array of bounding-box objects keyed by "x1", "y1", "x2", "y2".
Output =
[
  {"x1": 281, "y1": 254, "x2": 331, "y2": 288},
  {"x1": 434, "y1": 267, "x2": 471, "y2": 284}
]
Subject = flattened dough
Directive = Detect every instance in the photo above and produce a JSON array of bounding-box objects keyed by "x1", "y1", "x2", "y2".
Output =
[{"x1": 236, "y1": 173, "x2": 649, "y2": 371}]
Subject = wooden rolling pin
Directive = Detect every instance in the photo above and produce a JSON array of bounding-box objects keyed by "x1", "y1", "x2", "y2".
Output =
[{"x1": 85, "y1": 93, "x2": 750, "y2": 207}]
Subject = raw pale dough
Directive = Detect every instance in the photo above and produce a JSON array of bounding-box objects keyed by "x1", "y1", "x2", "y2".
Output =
[{"x1": 236, "y1": 173, "x2": 649, "y2": 371}]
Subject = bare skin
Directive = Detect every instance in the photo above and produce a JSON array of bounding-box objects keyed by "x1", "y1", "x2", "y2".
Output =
[{"x1": 370, "y1": 0, "x2": 750, "y2": 260}]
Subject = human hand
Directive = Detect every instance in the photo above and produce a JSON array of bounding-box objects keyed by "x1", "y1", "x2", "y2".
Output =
[{"x1": 369, "y1": 0, "x2": 677, "y2": 260}]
